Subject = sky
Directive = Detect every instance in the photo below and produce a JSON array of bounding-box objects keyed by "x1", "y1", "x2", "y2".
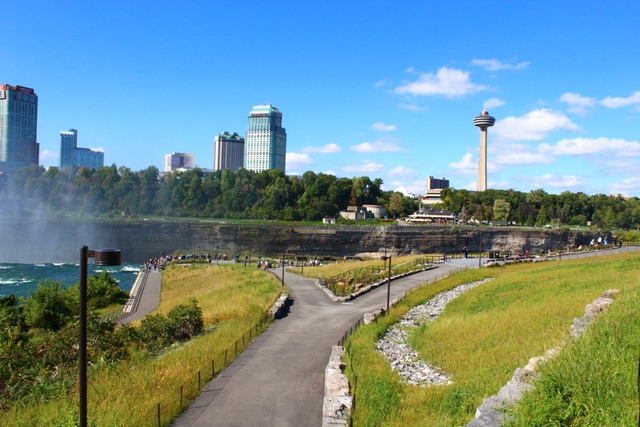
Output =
[{"x1": 3, "y1": 1, "x2": 640, "y2": 197}]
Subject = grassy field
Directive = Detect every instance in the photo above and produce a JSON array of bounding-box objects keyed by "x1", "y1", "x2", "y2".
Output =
[
  {"x1": 289, "y1": 254, "x2": 425, "y2": 279},
  {"x1": 345, "y1": 252, "x2": 640, "y2": 426},
  {"x1": 1, "y1": 264, "x2": 284, "y2": 427}
]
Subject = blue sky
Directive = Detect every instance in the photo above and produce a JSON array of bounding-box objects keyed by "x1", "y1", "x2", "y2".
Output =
[{"x1": 3, "y1": 1, "x2": 640, "y2": 196}]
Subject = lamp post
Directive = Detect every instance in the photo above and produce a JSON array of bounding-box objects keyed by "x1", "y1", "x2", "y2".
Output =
[
  {"x1": 301, "y1": 247, "x2": 305, "y2": 275},
  {"x1": 216, "y1": 246, "x2": 219, "y2": 266},
  {"x1": 281, "y1": 248, "x2": 286, "y2": 287},
  {"x1": 478, "y1": 231, "x2": 482, "y2": 268},
  {"x1": 79, "y1": 246, "x2": 121, "y2": 427},
  {"x1": 383, "y1": 255, "x2": 392, "y2": 313}
]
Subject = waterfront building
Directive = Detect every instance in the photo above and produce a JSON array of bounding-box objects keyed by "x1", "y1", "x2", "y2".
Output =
[
  {"x1": 59, "y1": 129, "x2": 104, "y2": 170},
  {"x1": 214, "y1": 132, "x2": 244, "y2": 172},
  {"x1": 164, "y1": 152, "x2": 195, "y2": 172},
  {"x1": 422, "y1": 176, "x2": 450, "y2": 205},
  {"x1": 406, "y1": 206, "x2": 456, "y2": 224},
  {"x1": 244, "y1": 104, "x2": 286, "y2": 172},
  {"x1": 339, "y1": 205, "x2": 385, "y2": 220},
  {"x1": 0, "y1": 84, "x2": 39, "y2": 174},
  {"x1": 473, "y1": 109, "x2": 495, "y2": 192}
]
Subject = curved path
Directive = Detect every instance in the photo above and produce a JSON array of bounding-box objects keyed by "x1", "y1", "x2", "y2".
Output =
[{"x1": 171, "y1": 263, "x2": 462, "y2": 427}]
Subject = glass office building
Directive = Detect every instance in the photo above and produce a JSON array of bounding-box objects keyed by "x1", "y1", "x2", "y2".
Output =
[
  {"x1": 244, "y1": 104, "x2": 286, "y2": 172},
  {"x1": 0, "y1": 84, "x2": 39, "y2": 173},
  {"x1": 59, "y1": 129, "x2": 104, "y2": 170}
]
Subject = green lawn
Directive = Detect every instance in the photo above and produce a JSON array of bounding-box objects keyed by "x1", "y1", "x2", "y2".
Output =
[{"x1": 346, "y1": 252, "x2": 640, "y2": 426}]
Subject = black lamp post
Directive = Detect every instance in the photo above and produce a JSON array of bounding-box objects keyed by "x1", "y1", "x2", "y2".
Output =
[
  {"x1": 79, "y1": 246, "x2": 121, "y2": 427},
  {"x1": 281, "y1": 248, "x2": 286, "y2": 287},
  {"x1": 478, "y1": 231, "x2": 482, "y2": 268},
  {"x1": 301, "y1": 247, "x2": 305, "y2": 275},
  {"x1": 382, "y1": 255, "x2": 392, "y2": 312},
  {"x1": 216, "y1": 246, "x2": 219, "y2": 266},
  {"x1": 250, "y1": 246, "x2": 253, "y2": 265}
]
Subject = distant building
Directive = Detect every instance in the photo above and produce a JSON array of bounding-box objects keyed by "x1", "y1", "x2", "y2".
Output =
[
  {"x1": 422, "y1": 176, "x2": 450, "y2": 205},
  {"x1": 406, "y1": 206, "x2": 456, "y2": 224},
  {"x1": 214, "y1": 132, "x2": 245, "y2": 172},
  {"x1": 164, "y1": 152, "x2": 194, "y2": 172},
  {"x1": 339, "y1": 205, "x2": 386, "y2": 220},
  {"x1": 244, "y1": 104, "x2": 286, "y2": 172},
  {"x1": 59, "y1": 129, "x2": 104, "y2": 170},
  {"x1": 0, "y1": 84, "x2": 39, "y2": 174}
]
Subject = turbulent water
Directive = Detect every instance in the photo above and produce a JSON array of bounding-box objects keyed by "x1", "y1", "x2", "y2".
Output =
[{"x1": 0, "y1": 263, "x2": 141, "y2": 298}]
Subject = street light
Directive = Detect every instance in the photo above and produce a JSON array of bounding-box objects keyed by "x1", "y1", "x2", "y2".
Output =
[
  {"x1": 281, "y1": 248, "x2": 286, "y2": 287},
  {"x1": 79, "y1": 246, "x2": 121, "y2": 427},
  {"x1": 478, "y1": 231, "x2": 482, "y2": 268},
  {"x1": 216, "y1": 246, "x2": 219, "y2": 266},
  {"x1": 381, "y1": 255, "x2": 392, "y2": 312}
]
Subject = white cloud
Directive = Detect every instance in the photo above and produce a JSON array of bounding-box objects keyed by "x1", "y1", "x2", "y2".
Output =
[
  {"x1": 493, "y1": 109, "x2": 581, "y2": 142},
  {"x1": 387, "y1": 165, "x2": 418, "y2": 179},
  {"x1": 398, "y1": 103, "x2": 429, "y2": 112},
  {"x1": 494, "y1": 152, "x2": 555, "y2": 165},
  {"x1": 300, "y1": 143, "x2": 342, "y2": 154},
  {"x1": 559, "y1": 92, "x2": 596, "y2": 115},
  {"x1": 394, "y1": 66, "x2": 487, "y2": 98},
  {"x1": 538, "y1": 137, "x2": 640, "y2": 156},
  {"x1": 471, "y1": 58, "x2": 530, "y2": 71},
  {"x1": 350, "y1": 137, "x2": 407, "y2": 153},
  {"x1": 39, "y1": 149, "x2": 59, "y2": 160},
  {"x1": 608, "y1": 177, "x2": 640, "y2": 195},
  {"x1": 485, "y1": 98, "x2": 506, "y2": 108},
  {"x1": 600, "y1": 91, "x2": 640, "y2": 108},
  {"x1": 324, "y1": 169, "x2": 337, "y2": 176},
  {"x1": 374, "y1": 78, "x2": 389, "y2": 88},
  {"x1": 520, "y1": 174, "x2": 586, "y2": 189},
  {"x1": 286, "y1": 153, "x2": 314, "y2": 172},
  {"x1": 90, "y1": 146, "x2": 105, "y2": 152},
  {"x1": 341, "y1": 159, "x2": 385, "y2": 174},
  {"x1": 449, "y1": 153, "x2": 478, "y2": 175},
  {"x1": 370, "y1": 122, "x2": 397, "y2": 131}
]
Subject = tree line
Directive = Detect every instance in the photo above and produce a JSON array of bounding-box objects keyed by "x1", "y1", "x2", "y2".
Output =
[
  {"x1": 439, "y1": 187, "x2": 640, "y2": 229},
  {"x1": 3, "y1": 165, "x2": 419, "y2": 220}
]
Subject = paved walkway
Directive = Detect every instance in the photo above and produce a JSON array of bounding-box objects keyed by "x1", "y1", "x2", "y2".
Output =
[
  {"x1": 116, "y1": 269, "x2": 162, "y2": 325},
  {"x1": 171, "y1": 263, "x2": 461, "y2": 427}
]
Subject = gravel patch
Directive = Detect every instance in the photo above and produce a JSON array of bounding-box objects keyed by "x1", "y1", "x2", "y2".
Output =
[{"x1": 376, "y1": 278, "x2": 493, "y2": 386}]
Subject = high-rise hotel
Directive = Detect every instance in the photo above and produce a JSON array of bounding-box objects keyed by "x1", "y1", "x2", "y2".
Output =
[
  {"x1": 0, "y1": 84, "x2": 39, "y2": 174},
  {"x1": 214, "y1": 132, "x2": 244, "y2": 172},
  {"x1": 244, "y1": 104, "x2": 286, "y2": 172}
]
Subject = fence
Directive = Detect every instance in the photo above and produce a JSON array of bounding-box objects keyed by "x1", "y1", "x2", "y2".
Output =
[{"x1": 118, "y1": 313, "x2": 272, "y2": 427}]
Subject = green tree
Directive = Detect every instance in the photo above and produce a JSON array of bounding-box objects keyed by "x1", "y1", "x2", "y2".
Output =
[
  {"x1": 388, "y1": 193, "x2": 404, "y2": 218},
  {"x1": 536, "y1": 205, "x2": 549, "y2": 227},
  {"x1": 493, "y1": 199, "x2": 511, "y2": 222},
  {"x1": 22, "y1": 280, "x2": 75, "y2": 331}
]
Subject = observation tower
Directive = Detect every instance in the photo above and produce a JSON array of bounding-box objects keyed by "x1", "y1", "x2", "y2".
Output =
[{"x1": 473, "y1": 109, "x2": 495, "y2": 192}]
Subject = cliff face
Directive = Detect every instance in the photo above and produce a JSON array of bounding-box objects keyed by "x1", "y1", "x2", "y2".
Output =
[{"x1": 0, "y1": 219, "x2": 598, "y2": 263}]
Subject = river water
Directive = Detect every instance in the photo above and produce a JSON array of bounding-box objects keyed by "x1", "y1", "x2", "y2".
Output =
[{"x1": 0, "y1": 263, "x2": 141, "y2": 299}]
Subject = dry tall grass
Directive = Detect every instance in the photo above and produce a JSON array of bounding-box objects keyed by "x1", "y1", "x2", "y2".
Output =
[{"x1": 2, "y1": 264, "x2": 283, "y2": 427}]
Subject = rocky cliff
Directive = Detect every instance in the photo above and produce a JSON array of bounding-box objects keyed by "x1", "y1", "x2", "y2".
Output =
[{"x1": 0, "y1": 219, "x2": 597, "y2": 263}]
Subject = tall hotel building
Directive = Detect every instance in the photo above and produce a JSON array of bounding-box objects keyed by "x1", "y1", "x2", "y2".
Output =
[
  {"x1": 60, "y1": 129, "x2": 104, "y2": 170},
  {"x1": 244, "y1": 104, "x2": 286, "y2": 172},
  {"x1": 214, "y1": 132, "x2": 244, "y2": 172},
  {"x1": 0, "y1": 84, "x2": 39, "y2": 173}
]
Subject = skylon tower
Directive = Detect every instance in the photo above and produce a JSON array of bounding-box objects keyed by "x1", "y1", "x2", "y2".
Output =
[{"x1": 473, "y1": 109, "x2": 495, "y2": 192}]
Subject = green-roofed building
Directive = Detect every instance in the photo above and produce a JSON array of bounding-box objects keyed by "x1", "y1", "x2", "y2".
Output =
[{"x1": 244, "y1": 104, "x2": 286, "y2": 172}]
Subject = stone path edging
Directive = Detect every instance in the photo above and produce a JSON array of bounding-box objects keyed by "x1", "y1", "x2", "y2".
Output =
[
  {"x1": 315, "y1": 265, "x2": 439, "y2": 302},
  {"x1": 465, "y1": 288, "x2": 620, "y2": 427},
  {"x1": 322, "y1": 345, "x2": 352, "y2": 427}
]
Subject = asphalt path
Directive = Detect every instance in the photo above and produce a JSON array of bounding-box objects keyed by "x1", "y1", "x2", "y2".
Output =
[
  {"x1": 171, "y1": 263, "x2": 463, "y2": 427},
  {"x1": 170, "y1": 245, "x2": 640, "y2": 426}
]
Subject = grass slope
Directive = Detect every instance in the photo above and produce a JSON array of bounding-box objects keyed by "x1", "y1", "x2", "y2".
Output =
[
  {"x1": 346, "y1": 253, "x2": 640, "y2": 427},
  {"x1": 2, "y1": 264, "x2": 283, "y2": 427}
]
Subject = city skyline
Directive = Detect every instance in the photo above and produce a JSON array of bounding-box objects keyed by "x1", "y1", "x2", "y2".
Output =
[{"x1": 3, "y1": 1, "x2": 640, "y2": 196}]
